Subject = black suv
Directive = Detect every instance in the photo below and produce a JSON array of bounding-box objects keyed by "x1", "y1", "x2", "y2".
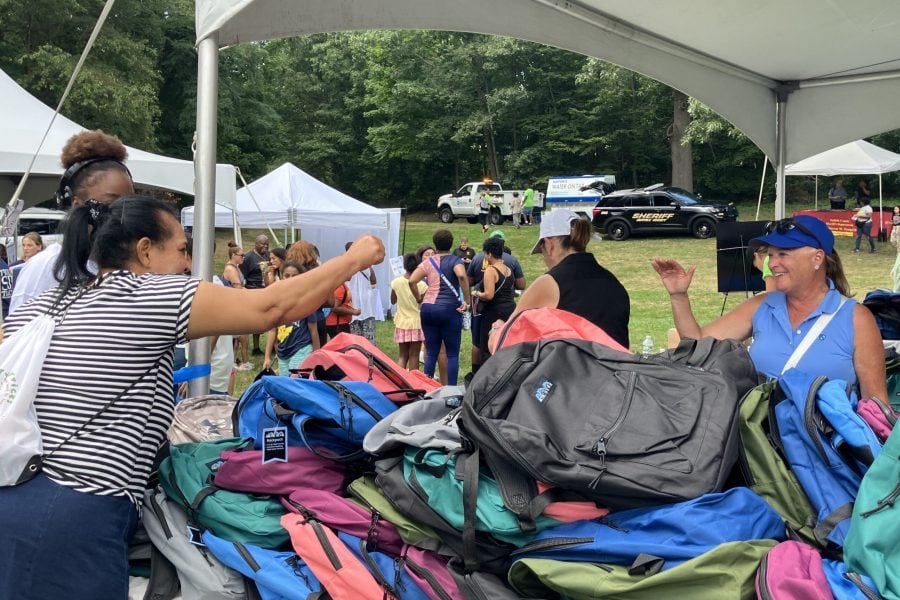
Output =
[{"x1": 591, "y1": 184, "x2": 738, "y2": 240}]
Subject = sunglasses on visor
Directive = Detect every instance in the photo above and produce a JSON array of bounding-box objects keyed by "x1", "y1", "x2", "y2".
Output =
[{"x1": 763, "y1": 218, "x2": 826, "y2": 252}]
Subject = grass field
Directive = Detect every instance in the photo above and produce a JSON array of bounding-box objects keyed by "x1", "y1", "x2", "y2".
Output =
[{"x1": 220, "y1": 198, "x2": 898, "y2": 396}]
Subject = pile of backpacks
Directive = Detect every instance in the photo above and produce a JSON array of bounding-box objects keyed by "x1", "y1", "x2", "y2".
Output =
[{"x1": 129, "y1": 313, "x2": 900, "y2": 600}]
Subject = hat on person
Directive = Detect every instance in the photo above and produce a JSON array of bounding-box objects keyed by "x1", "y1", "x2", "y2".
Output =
[
  {"x1": 531, "y1": 209, "x2": 579, "y2": 254},
  {"x1": 488, "y1": 229, "x2": 506, "y2": 241},
  {"x1": 749, "y1": 215, "x2": 834, "y2": 255}
]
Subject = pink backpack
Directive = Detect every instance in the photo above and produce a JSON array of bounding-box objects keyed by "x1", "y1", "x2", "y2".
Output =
[
  {"x1": 856, "y1": 396, "x2": 897, "y2": 443},
  {"x1": 491, "y1": 307, "x2": 629, "y2": 354},
  {"x1": 213, "y1": 446, "x2": 347, "y2": 496},
  {"x1": 756, "y1": 541, "x2": 833, "y2": 600},
  {"x1": 280, "y1": 513, "x2": 387, "y2": 600},
  {"x1": 402, "y1": 545, "x2": 465, "y2": 600}
]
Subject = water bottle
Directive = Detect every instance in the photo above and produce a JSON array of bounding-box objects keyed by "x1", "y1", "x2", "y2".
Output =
[{"x1": 641, "y1": 335, "x2": 654, "y2": 358}]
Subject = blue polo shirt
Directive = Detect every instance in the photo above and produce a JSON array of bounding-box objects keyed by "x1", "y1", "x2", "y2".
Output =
[{"x1": 749, "y1": 281, "x2": 857, "y2": 383}]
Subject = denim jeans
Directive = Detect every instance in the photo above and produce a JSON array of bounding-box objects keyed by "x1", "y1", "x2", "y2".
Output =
[
  {"x1": 0, "y1": 473, "x2": 138, "y2": 599},
  {"x1": 421, "y1": 302, "x2": 463, "y2": 385},
  {"x1": 855, "y1": 220, "x2": 875, "y2": 251}
]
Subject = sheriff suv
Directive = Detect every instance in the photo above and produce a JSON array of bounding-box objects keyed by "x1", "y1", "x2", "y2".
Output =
[{"x1": 591, "y1": 184, "x2": 738, "y2": 241}]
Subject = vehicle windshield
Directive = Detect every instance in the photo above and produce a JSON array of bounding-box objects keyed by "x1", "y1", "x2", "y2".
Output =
[{"x1": 664, "y1": 187, "x2": 701, "y2": 205}]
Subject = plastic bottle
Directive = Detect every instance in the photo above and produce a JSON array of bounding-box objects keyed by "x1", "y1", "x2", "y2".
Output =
[{"x1": 641, "y1": 335, "x2": 654, "y2": 358}]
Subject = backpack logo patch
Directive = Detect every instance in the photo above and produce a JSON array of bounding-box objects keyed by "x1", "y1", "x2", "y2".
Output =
[{"x1": 534, "y1": 378, "x2": 555, "y2": 404}]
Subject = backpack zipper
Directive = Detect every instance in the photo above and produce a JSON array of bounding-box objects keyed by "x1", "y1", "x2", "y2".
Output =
[
  {"x1": 510, "y1": 536, "x2": 594, "y2": 556},
  {"x1": 340, "y1": 344, "x2": 416, "y2": 395},
  {"x1": 844, "y1": 572, "x2": 883, "y2": 600},
  {"x1": 324, "y1": 381, "x2": 384, "y2": 423},
  {"x1": 756, "y1": 552, "x2": 773, "y2": 600},
  {"x1": 310, "y1": 519, "x2": 343, "y2": 570},
  {"x1": 145, "y1": 492, "x2": 173, "y2": 540},
  {"x1": 472, "y1": 358, "x2": 528, "y2": 412},
  {"x1": 860, "y1": 480, "x2": 900, "y2": 517},
  {"x1": 356, "y1": 537, "x2": 400, "y2": 598},
  {"x1": 402, "y1": 553, "x2": 454, "y2": 600},
  {"x1": 233, "y1": 541, "x2": 261, "y2": 572},
  {"x1": 589, "y1": 372, "x2": 637, "y2": 486},
  {"x1": 802, "y1": 376, "x2": 832, "y2": 465}
]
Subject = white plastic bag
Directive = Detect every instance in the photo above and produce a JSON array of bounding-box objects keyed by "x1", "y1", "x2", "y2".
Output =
[{"x1": 0, "y1": 314, "x2": 56, "y2": 485}]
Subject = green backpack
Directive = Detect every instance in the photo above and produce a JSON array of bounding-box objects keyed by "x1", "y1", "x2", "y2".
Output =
[
  {"x1": 737, "y1": 380, "x2": 818, "y2": 545},
  {"x1": 403, "y1": 447, "x2": 560, "y2": 547},
  {"x1": 346, "y1": 474, "x2": 445, "y2": 550},
  {"x1": 158, "y1": 437, "x2": 288, "y2": 549},
  {"x1": 845, "y1": 425, "x2": 900, "y2": 599},
  {"x1": 507, "y1": 540, "x2": 776, "y2": 600}
]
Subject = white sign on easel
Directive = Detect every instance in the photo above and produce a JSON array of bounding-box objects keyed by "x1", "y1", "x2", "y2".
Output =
[{"x1": 389, "y1": 256, "x2": 405, "y2": 278}]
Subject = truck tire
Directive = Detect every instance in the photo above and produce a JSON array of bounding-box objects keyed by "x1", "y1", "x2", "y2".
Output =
[
  {"x1": 691, "y1": 217, "x2": 716, "y2": 239},
  {"x1": 605, "y1": 219, "x2": 631, "y2": 241},
  {"x1": 439, "y1": 207, "x2": 455, "y2": 224},
  {"x1": 490, "y1": 209, "x2": 503, "y2": 225}
]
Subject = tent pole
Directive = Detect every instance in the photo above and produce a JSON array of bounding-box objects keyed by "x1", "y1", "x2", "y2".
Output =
[
  {"x1": 815, "y1": 175, "x2": 818, "y2": 210},
  {"x1": 755, "y1": 156, "x2": 767, "y2": 220},
  {"x1": 187, "y1": 34, "x2": 219, "y2": 397},
  {"x1": 774, "y1": 90, "x2": 788, "y2": 220},
  {"x1": 880, "y1": 172, "x2": 884, "y2": 241}
]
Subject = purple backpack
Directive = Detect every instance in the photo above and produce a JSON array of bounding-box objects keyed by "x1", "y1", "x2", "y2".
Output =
[
  {"x1": 856, "y1": 397, "x2": 897, "y2": 443},
  {"x1": 282, "y1": 488, "x2": 406, "y2": 557},
  {"x1": 403, "y1": 545, "x2": 465, "y2": 600},
  {"x1": 213, "y1": 447, "x2": 347, "y2": 496}
]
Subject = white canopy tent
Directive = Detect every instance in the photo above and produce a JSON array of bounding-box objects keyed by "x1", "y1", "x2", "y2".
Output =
[
  {"x1": 182, "y1": 163, "x2": 400, "y2": 310},
  {"x1": 786, "y1": 139, "x2": 900, "y2": 229},
  {"x1": 186, "y1": 0, "x2": 900, "y2": 392},
  {"x1": 0, "y1": 68, "x2": 238, "y2": 212}
]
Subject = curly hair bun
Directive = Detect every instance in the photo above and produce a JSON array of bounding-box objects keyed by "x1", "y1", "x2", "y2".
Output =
[{"x1": 60, "y1": 130, "x2": 128, "y2": 168}]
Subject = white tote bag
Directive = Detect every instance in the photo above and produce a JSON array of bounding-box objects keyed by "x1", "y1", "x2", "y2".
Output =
[{"x1": 0, "y1": 314, "x2": 56, "y2": 486}]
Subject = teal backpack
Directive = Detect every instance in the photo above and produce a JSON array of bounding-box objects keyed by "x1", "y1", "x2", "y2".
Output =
[
  {"x1": 845, "y1": 425, "x2": 900, "y2": 599},
  {"x1": 159, "y1": 437, "x2": 288, "y2": 549}
]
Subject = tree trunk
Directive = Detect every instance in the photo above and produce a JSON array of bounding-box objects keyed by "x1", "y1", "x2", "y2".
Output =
[{"x1": 671, "y1": 89, "x2": 693, "y2": 192}]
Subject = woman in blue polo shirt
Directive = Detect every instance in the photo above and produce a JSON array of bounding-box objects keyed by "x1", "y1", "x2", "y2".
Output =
[{"x1": 652, "y1": 215, "x2": 886, "y2": 401}]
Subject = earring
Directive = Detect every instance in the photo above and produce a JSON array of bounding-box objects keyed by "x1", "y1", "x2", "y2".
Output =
[{"x1": 814, "y1": 264, "x2": 820, "y2": 270}]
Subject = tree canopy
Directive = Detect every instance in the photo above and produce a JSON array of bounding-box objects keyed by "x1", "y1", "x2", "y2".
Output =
[{"x1": 1, "y1": 0, "x2": 896, "y2": 210}]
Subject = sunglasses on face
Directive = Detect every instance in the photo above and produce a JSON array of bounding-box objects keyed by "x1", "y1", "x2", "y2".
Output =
[{"x1": 764, "y1": 218, "x2": 826, "y2": 252}]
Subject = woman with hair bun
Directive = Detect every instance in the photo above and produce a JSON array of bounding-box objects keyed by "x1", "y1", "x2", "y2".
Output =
[
  {"x1": 493, "y1": 209, "x2": 631, "y2": 349},
  {"x1": 0, "y1": 194, "x2": 384, "y2": 598},
  {"x1": 10, "y1": 130, "x2": 134, "y2": 313}
]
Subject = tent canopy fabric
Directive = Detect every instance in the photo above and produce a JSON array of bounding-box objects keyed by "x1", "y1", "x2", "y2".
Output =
[
  {"x1": 195, "y1": 0, "x2": 900, "y2": 167},
  {"x1": 181, "y1": 162, "x2": 399, "y2": 311},
  {"x1": 0, "y1": 68, "x2": 237, "y2": 209},
  {"x1": 181, "y1": 162, "x2": 387, "y2": 229},
  {"x1": 785, "y1": 140, "x2": 900, "y2": 177}
]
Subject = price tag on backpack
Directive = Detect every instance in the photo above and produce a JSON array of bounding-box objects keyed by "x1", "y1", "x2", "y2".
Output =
[
  {"x1": 186, "y1": 525, "x2": 206, "y2": 547},
  {"x1": 262, "y1": 426, "x2": 288, "y2": 464}
]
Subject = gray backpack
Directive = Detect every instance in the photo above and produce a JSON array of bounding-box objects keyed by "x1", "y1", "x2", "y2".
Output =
[
  {"x1": 460, "y1": 337, "x2": 757, "y2": 519},
  {"x1": 168, "y1": 395, "x2": 237, "y2": 444},
  {"x1": 142, "y1": 487, "x2": 249, "y2": 600}
]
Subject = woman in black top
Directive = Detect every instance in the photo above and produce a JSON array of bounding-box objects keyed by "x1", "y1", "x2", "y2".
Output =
[
  {"x1": 472, "y1": 235, "x2": 517, "y2": 357},
  {"x1": 491, "y1": 209, "x2": 630, "y2": 349}
]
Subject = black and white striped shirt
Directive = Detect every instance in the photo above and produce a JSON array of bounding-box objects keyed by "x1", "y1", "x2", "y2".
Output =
[{"x1": 4, "y1": 271, "x2": 200, "y2": 504}]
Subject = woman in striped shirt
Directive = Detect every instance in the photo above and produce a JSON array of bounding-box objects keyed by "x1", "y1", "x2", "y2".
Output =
[{"x1": 0, "y1": 195, "x2": 384, "y2": 599}]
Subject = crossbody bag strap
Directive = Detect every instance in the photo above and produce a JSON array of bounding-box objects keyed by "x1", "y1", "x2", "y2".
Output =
[
  {"x1": 781, "y1": 296, "x2": 850, "y2": 375},
  {"x1": 428, "y1": 256, "x2": 463, "y2": 303}
]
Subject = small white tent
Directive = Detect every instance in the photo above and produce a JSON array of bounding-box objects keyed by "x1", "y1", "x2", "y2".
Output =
[
  {"x1": 0, "y1": 68, "x2": 237, "y2": 210},
  {"x1": 786, "y1": 140, "x2": 900, "y2": 229},
  {"x1": 182, "y1": 163, "x2": 400, "y2": 310}
]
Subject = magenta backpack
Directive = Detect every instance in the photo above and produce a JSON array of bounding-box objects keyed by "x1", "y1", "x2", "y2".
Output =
[
  {"x1": 856, "y1": 397, "x2": 897, "y2": 443},
  {"x1": 213, "y1": 446, "x2": 347, "y2": 496},
  {"x1": 756, "y1": 541, "x2": 833, "y2": 600},
  {"x1": 283, "y1": 488, "x2": 406, "y2": 557},
  {"x1": 403, "y1": 545, "x2": 465, "y2": 600}
]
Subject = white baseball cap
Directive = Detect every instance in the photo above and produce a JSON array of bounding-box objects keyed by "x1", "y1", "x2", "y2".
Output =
[{"x1": 531, "y1": 209, "x2": 579, "y2": 254}]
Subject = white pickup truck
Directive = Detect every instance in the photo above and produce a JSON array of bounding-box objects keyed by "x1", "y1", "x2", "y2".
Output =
[{"x1": 436, "y1": 181, "x2": 521, "y2": 225}]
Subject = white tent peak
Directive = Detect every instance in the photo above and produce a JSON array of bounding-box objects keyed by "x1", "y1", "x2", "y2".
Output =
[
  {"x1": 786, "y1": 140, "x2": 900, "y2": 177},
  {"x1": 239, "y1": 162, "x2": 385, "y2": 228},
  {"x1": 0, "y1": 67, "x2": 237, "y2": 209}
]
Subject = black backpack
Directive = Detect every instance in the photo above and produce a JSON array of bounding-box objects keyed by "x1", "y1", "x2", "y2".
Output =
[{"x1": 459, "y1": 337, "x2": 758, "y2": 521}]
